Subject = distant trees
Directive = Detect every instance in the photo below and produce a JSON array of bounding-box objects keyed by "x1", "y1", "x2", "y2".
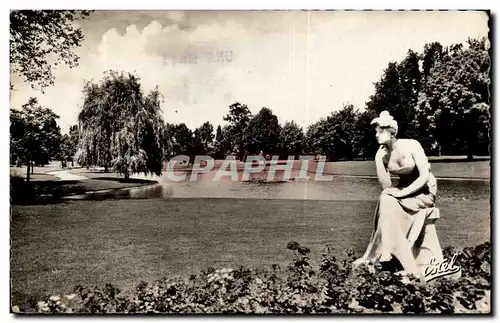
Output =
[
  {"x1": 183, "y1": 102, "x2": 366, "y2": 162},
  {"x1": 76, "y1": 71, "x2": 164, "y2": 178},
  {"x1": 161, "y1": 121, "x2": 216, "y2": 162},
  {"x1": 303, "y1": 104, "x2": 364, "y2": 160},
  {"x1": 59, "y1": 124, "x2": 79, "y2": 166},
  {"x1": 10, "y1": 97, "x2": 62, "y2": 181},
  {"x1": 10, "y1": 10, "x2": 92, "y2": 90}
]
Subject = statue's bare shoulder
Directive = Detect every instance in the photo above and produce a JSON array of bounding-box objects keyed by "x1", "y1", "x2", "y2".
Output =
[{"x1": 397, "y1": 138, "x2": 422, "y2": 150}]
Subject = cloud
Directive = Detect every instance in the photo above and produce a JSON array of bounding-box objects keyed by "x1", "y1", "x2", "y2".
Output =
[{"x1": 166, "y1": 11, "x2": 186, "y2": 24}]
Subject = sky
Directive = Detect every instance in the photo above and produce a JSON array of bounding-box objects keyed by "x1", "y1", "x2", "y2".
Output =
[{"x1": 9, "y1": 10, "x2": 490, "y2": 134}]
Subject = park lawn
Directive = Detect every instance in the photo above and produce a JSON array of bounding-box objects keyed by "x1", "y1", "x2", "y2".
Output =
[
  {"x1": 10, "y1": 197, "x2": 490, "y2": 307},
  {"x1": 10, "y1": 165, "x2": 62, "y2": 180},
  {"x1": 28, "y1": 174, "x2": 58, "y2": 182},
  {"x1": 69, "y1": 168, "x2": 127, "y2": 179},
  {"x1": 10, "y1": 169, "x2": 58, "y2": 182}
]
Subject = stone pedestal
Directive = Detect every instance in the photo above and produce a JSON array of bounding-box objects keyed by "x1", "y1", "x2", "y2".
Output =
[
  {"x1": 411, "y1": 207, "x2": 462, "y2": 281},
  {"x1": 413, "y1": 207, "x2": 444, "y2": 271}
]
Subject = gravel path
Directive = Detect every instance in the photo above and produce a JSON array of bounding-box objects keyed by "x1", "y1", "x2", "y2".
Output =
[{"x1": 47, "y1": 170, "x2": 89, "y2": 181}]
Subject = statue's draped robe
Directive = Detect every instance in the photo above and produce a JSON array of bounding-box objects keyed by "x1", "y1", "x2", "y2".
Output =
[{"x1": 353, "y1": 157, "x2": 439, "y2": 274}]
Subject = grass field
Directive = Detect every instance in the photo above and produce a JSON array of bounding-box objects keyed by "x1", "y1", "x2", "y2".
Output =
[
  {"x1": 10, "y1": 197, "x2": 490, "y2": 306},
  {"x1": 10, "y1": 166, "x2": 59, "y2": 182}
]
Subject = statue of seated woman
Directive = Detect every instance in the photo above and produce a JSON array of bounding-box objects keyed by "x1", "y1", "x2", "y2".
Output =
[{"x1": 353, "y1": 111, "x2": 443, "y2": 281}]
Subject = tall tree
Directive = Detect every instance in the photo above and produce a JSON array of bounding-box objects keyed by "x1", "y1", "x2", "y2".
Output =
[
  {"x1": 10, "y1": 97, "x2": 62, "y2": 181},
  {"x1": 304, "y1": 118, "x2": 332, "y2": 158},
  {"x1": 326, "y1": 104, "x2": 359, "y2": 160},
  {"x1": 163, "y1": 122, "x2": 177, "y2": 160},
  {"x1": 365, "y1": 62, "x2": 400, "y2": 114},
  {"x1": 193, "y1": 122, "x2": 215, "y2": 155},
  {"x1": 68, "y1": 125, "x2": 79, "y2": 165},
  {"x1": 416, "y1": 38, "x2": 491, "y2": 159},
  {"x1": 77, "y1": 82, "x2": 111, "y2": 171},
  {"x1": 279, "y1": 121, "x2": 305, "y2": 159},
  {"x1": 397, "y1": 50, "x2": 422, "y2": 140},
  {"x1": 223, "y1": 102, "x2": 252, "y2": 160},
  {"x1": 365, "y1": 50, "x2": 422, "y2": 140},
  {"x1": 10, "y1": 10, "x2": 92, "y2": 90},
  {"x1": 421, "y1": 42, "x2": 446, "y2": 80},
  {"x1": 212, "y1": 125, "x2": 233, "y2": 159},
  {"x1": 77, "y1": 71, "x2": 165, "y2": 178},
  {"x1": 243, "y1": 107, "x2": 281, "y2": 156},
  {"x1": 172, "y1": 123, "x2": 194, "y2": 159},
  {"x1": 136, "y1": 87, "x2": 165, "y2": 176},
  {"x1": 215, "y1": 125, "x2": 223, "y2": 143},
  {"x1": 351, "y1": 109, "x2": 378, "y2": 159}
]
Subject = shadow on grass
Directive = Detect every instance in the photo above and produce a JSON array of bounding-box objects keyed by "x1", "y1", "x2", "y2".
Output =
[
  {"x1": 93, "y1": 177, "x2": 156, "y2": 185},
  {"x1": 10, "y1": 179, "x2": 88, "y2": 205},
  {"x1": 10, "y1": 176, "x2": 159, "y2": 205}
]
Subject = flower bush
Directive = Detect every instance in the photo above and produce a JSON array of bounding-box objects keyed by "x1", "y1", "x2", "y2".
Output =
[{"x1": 13, "y1": 241, "x2": 491, "y2": 314}]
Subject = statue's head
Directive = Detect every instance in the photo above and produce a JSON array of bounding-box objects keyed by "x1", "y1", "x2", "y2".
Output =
[{"x1": 370, "y1": 111, "x2": 398, "y2": 145}]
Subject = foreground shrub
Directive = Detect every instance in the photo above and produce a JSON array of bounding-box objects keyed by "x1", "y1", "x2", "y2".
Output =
[{"x1": 14, "y1": 241, "x2": 491, "y2": 314}]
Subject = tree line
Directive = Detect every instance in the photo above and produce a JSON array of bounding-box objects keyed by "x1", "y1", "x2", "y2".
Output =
[{"x1": 10, "y1": 37, "x2": 491, "y2": 180}]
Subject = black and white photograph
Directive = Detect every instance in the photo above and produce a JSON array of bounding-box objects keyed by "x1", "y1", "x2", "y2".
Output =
[{"x1": 7, "y1": 7, "x2": 492, "y2": 315}]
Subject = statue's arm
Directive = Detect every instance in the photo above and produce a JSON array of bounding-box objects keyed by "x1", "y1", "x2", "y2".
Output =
[
  {"x1": 375, "y1": 155, "x2": 392, "y2": 189},
  {"x1": 398, "y1": 140, "x2": 431, "y2": 198}
]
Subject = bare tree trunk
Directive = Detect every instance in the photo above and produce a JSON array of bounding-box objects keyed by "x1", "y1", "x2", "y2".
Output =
[
  {"x1": 467, "y1": 134, "x2": 474, "y2": 161},
  {"x1": 26, "y1": 161, "x2": 30, "y2": 182}
]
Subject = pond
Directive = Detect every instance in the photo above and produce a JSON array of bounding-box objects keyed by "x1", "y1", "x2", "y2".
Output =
[{"x1": 154, "y1": 169, "x2": 491, "y2": 203}]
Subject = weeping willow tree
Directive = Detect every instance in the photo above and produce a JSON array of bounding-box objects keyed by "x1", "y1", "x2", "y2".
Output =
[
  {"x1": 77, "y1": 71, "x2": 165, "y2": 178},
  {"x1": 76, "y1": 82, "x2": 109, "y2": 170}
]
